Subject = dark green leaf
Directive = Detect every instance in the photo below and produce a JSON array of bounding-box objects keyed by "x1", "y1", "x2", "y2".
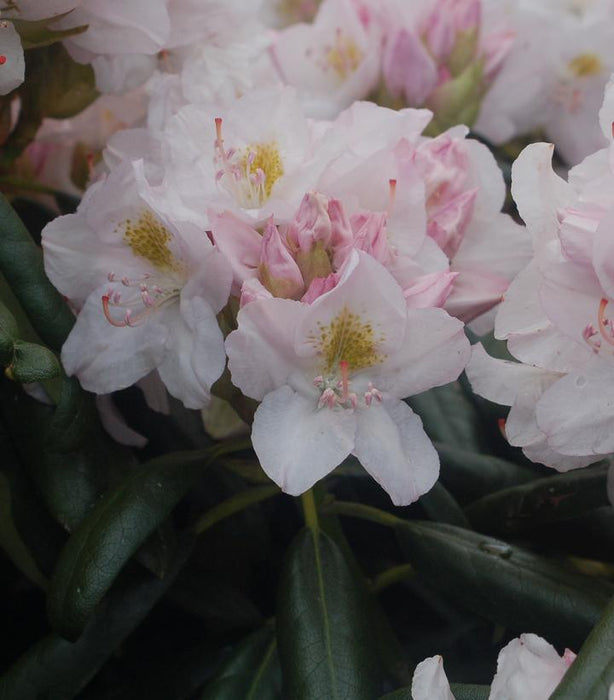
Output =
[
  {"x1": 466, "y1": 463, "x2": 610, "y2": 536},
  {"x1": 0, "y1": 301, "x2": 19, "y2": 362},
  {"x1": 551, "y1": 595, "x2": 614, "y2": 700},
  {"x1": 0, "y1": 471, "x2": 48, "y2": 589},
  {"x1": 8, "y1": 339, "x2": 61, "y2": 382},
  {"x1": 408, "y1": 383, "x2": 489, "y2": 452},
  {"x1": 419, "y1": 481, "x2": 470, "y2": 527},
  {"x1": 0, "y1": 539, "x2": 192, "y2": 700},
  {"x1": 47, "y1": 446, "x2": 223, "y2": 640},
  {"x1": 200, "y1": 625, "x2": 281, "y2": 700},
  {"x1": 395, "y1": 521, "x2": 613, "y2": 649},
  {"x1": 436, "y1": 442, "x2": 538, "y2": 505},
  {"x1": 0, "y1": 193, "x2": 74, "y2": 351},
  {"x1": 277, "y1": 527, "x2": 380, "y2": 699}
]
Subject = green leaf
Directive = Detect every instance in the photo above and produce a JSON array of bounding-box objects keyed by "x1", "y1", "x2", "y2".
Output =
[
  {"x1": 200, "y1": 625, "x2": 281, "y2": 700},
  {"x1": 193, "y1": 484, "x2": 279, "y2": 535},
  {"x1": 380, "y1": 682, "x2": 489, "y2": 700},
  {"x1": 0, "y1": 471, "x2": 48, "y2": 589},
  {"x1": 394, "y1": 521, "x2": 613, "y2": 648},
  {"x1": 419, "y1": 481, "x2": 470, "y2": 528},
  {"x1": 408, "y1": 383, "x2": 489, "y2": 453},
  {"x1": 277, "y1": 527, "x2": 380, "y2": 699},
  {"x1": 435, "y1": 442, "x2": 538, "y2": 505},
  {"x1": 550, "y1": 595, "x2": 614, "y2": 700},
  {"x1": 7, "y1": 339, "x2": 61, "y2": 382},
  {"x1": 47, "y1": 444, "x2": 240, "y2": 641},
  {"x1": 465, "y1": 463, "x2": 611, "y2": 536},
  {"x1": 0, "y1": 301, "x2": 19, "y2": 362},
  {"x1": 0, "y1": 540, "x2": 192, "y2": 700},
  {"x1": 0, "y1": 193, "x2": 74, "y2": 351}
]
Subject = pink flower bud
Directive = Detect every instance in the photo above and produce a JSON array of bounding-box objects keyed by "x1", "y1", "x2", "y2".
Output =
[
  {"x1": 259, "y1": 218, "x2": 305, "y2": 299},
  {"x1": 350, "y1": 210, "x2": 389, "y2": 262},
  {"x1": 428, "y1": 188, "x2": 477, "y2": 258},
  {"x1": 403, "y1": 270, "x2": 458, "y2": 309},
  {"x1": 301, "y1": 272, "x2": 338, "y2": 303},
  {"x1": 414, "y1": 134, "x2": 470, "y2": 205},
  {"x1": 286, "y1": 191, "x2": 333, "y2": 252},
  {"x1": 481, "y1": 29, "x2": 515, "y2": 82},
  {"x1": 382, "y1": 29, "x2": 438, "y2": 104},
  {"x1": 240, "y1": 278, "x2": 274, "y2": 307}
]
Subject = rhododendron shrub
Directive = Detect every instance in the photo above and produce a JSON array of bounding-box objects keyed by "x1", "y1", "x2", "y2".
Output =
[{"x1": 0, "y1": 2, "x2": 613, "y2": 699}]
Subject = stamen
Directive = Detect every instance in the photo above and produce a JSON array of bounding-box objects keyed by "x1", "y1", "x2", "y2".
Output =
[
  {"x1": 388, "y1": 179, "x2": 397, "y2": 213},
  {"x1": 102, "y1": 295, "x2": 129, "y2": 328},
  {"x1": 339, "y1": 360, "x2": 349, "y2": 402}
]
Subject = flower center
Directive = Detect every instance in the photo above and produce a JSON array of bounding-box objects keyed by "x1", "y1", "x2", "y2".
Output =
[
  {"x1": 121, "y1": 209, "x2": 179, "y2": 271},
  {"x1": 325, "y1": 29, "x2": 363, "y2": 80},
  {"x1": 583, "y1": 297, "x2": 614, "y2": 353},
  {"x1": 214, "y1": 118, "x2": 284, "y2": 209},
  {"x1": 102, "y1": 272, "x2": 182, "y2": 328},
  {"x1": 312, "y1": 305, "x2": 386, "y2": 375},
  {"x1": 313, "y1": 361, "x2": 383, "y2": 411},
  {"x1": 568, "y1": 53, "x2": 603, "y2": 78}
]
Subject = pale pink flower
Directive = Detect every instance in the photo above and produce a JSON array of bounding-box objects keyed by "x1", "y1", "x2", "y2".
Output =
[
  {"x1": 225, "y1": 250, "x2": 469, "y2": 504},
  {"x1": 42, "y1": 162, "x2": 232, "y2": 408},
  {"x1": 0, "y1": 19, "x2": 24, "y2": 95}
]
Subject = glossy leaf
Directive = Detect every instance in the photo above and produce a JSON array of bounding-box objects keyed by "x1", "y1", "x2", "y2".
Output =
[
  {"x1": 0, "y1": 193, "x2": 74, "y2": 351},
  {"x1": 466, "y1": 463, "x2": 610, "y2": 536},
  {"x1": 14, "y1": 17, "x2": 88, "y2": 49},
  {"x1": 380, "y1": 682, "x2": 489, "y2": 699},
  {"x1": 0, "y1": 300, "x2": 19, "y2": 362},
  {"x1": 435, "y1": 441, "x2": 538, "y2": 504},
  {"x1": 7, "y1": 339, "x2": 61, "y2": 382},
  {"x1": 277, "y1": 527, "x2": 380, "y2": 699},
  {"x1": 47, "y1": 446, "x2": 226, "y2": 640},
  {"x1": 419, "y1": 481, "x2": 470, "y2": 528},
  {"x1": 395, "y1": 521, "x2": 613, "y2": 648},
  {"x1": 550, "y1": 595, "x2": 614, "y2": 700},
  {"x1": 0, "y1": 540, "x2": 192, "y2": 700},
  {"x1": 200, "y1": 625, "x2": 281, "y2": 700}
]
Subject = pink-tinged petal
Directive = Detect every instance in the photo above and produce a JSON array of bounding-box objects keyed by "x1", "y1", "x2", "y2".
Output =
[
  {"x1": 490, "y1": 634, "x2": 574, "y2": 700},
  {"x1": 495, "y1": 262, "x2": 548, "y2": 340},
  {"x1": 353, "y1": 399, "x2": 439, "y2": 506},
  {"x1": 209, "y1": 211, "x2": 263, "y2": 296},
  {"x1": 372, "y1": 307, "x2": 469, "y2": 398},
  {"x1": 536, "y1": 364, "x2": 614, "y2": 456},
  {"x1": 444, "y1": 270, "x2": 507, "y2": 325},
  {"x1": 0, "y1": 21, "x2": 25, "y2": 96},
  {"x1": 593, "y1": 207, "x2": 614, "y2": 299},
  {"x1": 506, "y1": 370, "x2": 560, "y2": 448},
  {"x1": 382, "y1": 29, "x2": 438, "y2": 104},
  {"x1": 511, "y1": 143, "x2": 575, "y2": 255},
  {"x1": 226, "y1": 298, "x2": 309, "y2": 401},
  {"x1": 62, "y1": 288, "x2": 169, "y2": 394},
  {"x1": 259, "y1": 218, "x2": 304, "y2": 299},
  {"x1": 240, "y1": 278, "x2": 274, "y2": 307},
  {"x1": 252, "y1": 385, "x2": 355, "y2": 495},
  {"x1": 559, "y1": 207, "x2": 600, "y2": 267},
  {"x1": 508, "y1": 326, "x2": 595, "y2": 376},
  {"x1": 136, "y1": 371, "x2": 170, "y2": 415},
  {"x1": 411, "y1": 656, "x2": 454, "y2": 700},
  {"x1": 404, "y1": 271, "x2": 457, "y2": 310},
  {"x1": 466, "y1": 343, "x2": 556, "y2": 407},
  {"x1": 428, "y1": 188, "x2": 477, "y2": 258},
  {"x1": 301, "y1": 273, "x2": 338, "y2": 304}
]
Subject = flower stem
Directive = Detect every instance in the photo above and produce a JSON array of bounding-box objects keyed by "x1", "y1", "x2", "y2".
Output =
[
  {"x1": 301, "y1": 488, "x2": 319, "y2": 532},
  {"x1": 324, "y1": 500, "x2": 403, "y2": 528},
  {"x1": 371, "y1": 563, "x2": 415, "y2": 593},
  {"x1": 193, "y1": 483, "x2": 279, "y2": 535}
]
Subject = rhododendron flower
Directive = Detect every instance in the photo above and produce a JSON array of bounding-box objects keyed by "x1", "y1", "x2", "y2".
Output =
[
  {"x1": 412, "y1": 634, "x2": 575, "y2": 700},
  {"x1": 269, "y1": 0, "x2": 381, "y2": 118},
  {"x1": 468, "y1": 77, "x2": 614, "y2": 470},
  {"x1": 0, "y1": 19, "x2": 24, "y2": 95},
  {"x1": 475, "y1": 0, "x2": 614, "y2": 165},
  {"x1": 226, "y1": 250, "x2": 469, "y2": 504},
  {"x1": 42, "y1": 162, "x2": 232, "y2": 408}
]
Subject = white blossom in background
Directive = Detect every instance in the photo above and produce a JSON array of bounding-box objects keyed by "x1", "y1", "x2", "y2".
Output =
[
  {"x1": 476, "y1": 0, "x2": 614, "y2": 165},
  {"x1": 41, "y1": 162, "x2": 232, "y2": 408},
  {"x1": 468, "y1": 76, "x2": 614, "y2": 477},
  {"x1": 412, "y1": 634, "x2": 575, "y2": 700}
]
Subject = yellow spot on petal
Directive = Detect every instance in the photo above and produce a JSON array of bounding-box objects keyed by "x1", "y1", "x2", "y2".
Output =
[
  {"x1": 326, "y1": 33, "x2": 363, "y2": 80},
  {"x1": 122, "y1": 210, "x2": 177, "y2": 270},
  {"x1": 314, "y1": 306, "x2": 385, "y2": 374},
  {"x1": 241, "y1": 142, "x2": 284, "y2": 200},
  {"x1": 568, "y1": 53, "x2": 603, "y2": 77}
]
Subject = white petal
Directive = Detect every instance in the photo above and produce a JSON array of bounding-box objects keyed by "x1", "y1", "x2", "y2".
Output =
[
  {"x1": 251, "y1": 385, "x2": 355, "y2": 495},
  {"x1": 536, "y1": 365, "x2": 614, "y2": 456},
  {"x1": 353, "y1": 399, "x2": 439, "y2": 506},
  {"x1": 372, "y1": 307, "x2": 469, "y2": 398},
  {"x1": 62, "y1": 289, "x2": 168, "y2": 394},
  {"x1": 226, "y1": 297, "x2": 309, "y2": 401},
  {"x1": 0, "y1": 21, "x2": 25, "y2": 96},
  {"x1": 411, "y1": 656, "x2": 455, "y2": 700}
]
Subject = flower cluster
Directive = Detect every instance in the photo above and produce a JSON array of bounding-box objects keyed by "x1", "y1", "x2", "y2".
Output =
[{"x1": 468, "y1": 76, "x2": 614, "y2": 481}]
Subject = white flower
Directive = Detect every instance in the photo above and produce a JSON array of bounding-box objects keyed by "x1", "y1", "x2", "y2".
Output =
[{"x1": 226, "y1": 250, "x2": 469, "y2": 504}]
